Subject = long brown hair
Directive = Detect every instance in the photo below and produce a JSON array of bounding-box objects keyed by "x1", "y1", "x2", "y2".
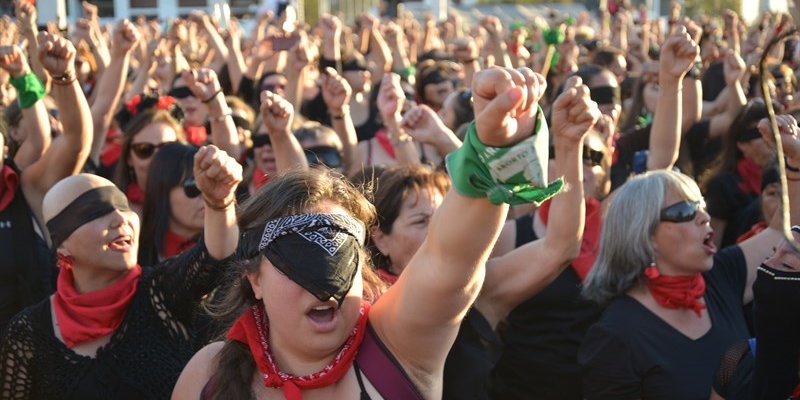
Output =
[{"x1": 204, "y1": 169, "x2": 387, "y2": 400}]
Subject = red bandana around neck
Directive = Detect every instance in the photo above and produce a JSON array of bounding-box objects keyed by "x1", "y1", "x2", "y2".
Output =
[
  {"x1": 375, "y1": 130, "x2": 396, "y2": 160},
  {"x1": 126, "y1": 182, "x2": 144, "y2": 205},
  {"x1": 736, "y1": 157, "x2": 762, "y2": 196},
  {"x1": 162, "y1": 229, "x2": 197, "y2": 259},
  {"x1": 376, "y1": 268, "x2": 399, "y2": 285},
  {"x1": 644, "y1": 266, "x2": 706, "y2": 318},
  {"x1": 252, "y1": 168, "x2": 271, "y2": 191},
  {"x1": 53, "y1": 263, "x2": 142, "y2": 348},
  {"x1": 183, "y1": 125, "x2": 208, "y2": 146},
  {"x1": 226, "y1": 302, "x2": 370, "y2": 400},
  {"x1": 0, "y1": 165, "x2": 20, "y2": 212},
  {"x1": 538, "y1": 197, "x2": 602, "y2": 281}
]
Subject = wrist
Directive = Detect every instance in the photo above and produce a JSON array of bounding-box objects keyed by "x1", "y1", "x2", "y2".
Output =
[
  {"x1": 50, "y1": 70, "x2": 77, "y2": 86},
  {"x1": 208, "y1": 109, "x2": 232, "y2": 122},
  {"x1": 786, "y1": 156, "x2": 800, "y2": 172}
]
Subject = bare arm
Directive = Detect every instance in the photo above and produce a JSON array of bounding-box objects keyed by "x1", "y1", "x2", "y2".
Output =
[
  {"x1": 321, "y1": 68, "x2": 357, "y2": 173},
  {"x1": 707, "y1": 50, "x2": 747, "y2": 139},
  {"x1": 647, "y1": 27, "x2": 698, "y2": 170},
  {"x1": 477, "y1": 76, "x2": 598, "y2": 330},
  {"x1": 371, "y1": 67, "x2": 547, "y2": 385},
  {"x1": 260, "y1": 91, "x2": 308, "y2": 172},
  {"x1": 195, "y1": 145, "x2": 241, "y2": 260},
  {"x1": 183, "y1": 68, "x2": 241, "y2": 160}
]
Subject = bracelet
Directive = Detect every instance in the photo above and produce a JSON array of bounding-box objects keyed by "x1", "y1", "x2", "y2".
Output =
[
  {"x1": 202, "y1": 89, "x2": 222, "y2": 103},
  {"x1": 787, "y1": 176, "x2": 800, "y2": 181},
  {"x1": 786, "y1": 157, "x2": 800, "y2": 172},
  {"x1": 51, "y1": 70, "x2": 77, "y2": 85},
  {"x1": 208, "y1": 111, "x2": 232, "y2": 123},
  {"x1": 9, "y1": 72, "x2": 46, "y2": 109},
  {"x1": 390, "y1": 135, "x2": 414, "y2": 146},
  {"x1": 203, "y1": 195, "x2": 236, "y2": 211}
]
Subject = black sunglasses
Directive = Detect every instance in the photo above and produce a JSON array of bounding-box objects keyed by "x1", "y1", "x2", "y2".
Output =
[
  {"x1": 130, "y1": 141, "x2": 174, "y2": 159},
  {"x1": 167, "y1": 86, "x2": 194, "y2": 99},
  {"x1": 660, "y1": 200, "x2": 703, "y2": 223},
  {"x1": 252, "y1": 134, "x2": 272, "y2": 148},
  {"x1": 547, "y1": 145, "x2": 605, "y2": 167},
  {"x1": 183, "y1": 177, "x2": 201, "y2": 198},
  {"x1": 304, "y1": 146, "x2": 343, "y2": 169}
]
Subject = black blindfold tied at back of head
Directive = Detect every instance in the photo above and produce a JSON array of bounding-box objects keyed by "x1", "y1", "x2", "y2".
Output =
[
  {"x1": 46, "y1": 186, "x2": 131, "y2": 249},
  {"x1": 241, "y1": 213, "x2": 366, "y2": 307}
]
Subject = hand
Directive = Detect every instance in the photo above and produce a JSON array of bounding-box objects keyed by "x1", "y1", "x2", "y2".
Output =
[
  {"x1": 111, "y1": 19, "x2": 141, "y2": 57},
  {"x1": 360, "y1": 13, "x2": 378, "y2": 32},
  {"x1": 74, "y1": 18, "x2": 93, "y2": 42},
  {"x1": 0, "y1": 45, "x2": 30, "y2": 78},
  {"x1": 453, "y1": 37, "x2": 479, "y2": 63},
  {"x1": 194, "y1": 145, "x2": 242, "y2": 209},
  {"x1": 759, "y1": 115, "x2": 800, "y2": 159},
  {"x1": 168, "y1": 19, "x2": 188, "y2": 48},
  {"x1": 401, "y1": 104, "x2": 451, "y2": 145},
  {"x1": 321, "y1": 67, "x2": 352, "y2": 111},
  {"x1": 658, "y1": 26, "x2": 699, "y2": 83},
  {"x1": 189, "y1": 10, "x2": 213, "y2": 31},
  {"x1": 182, "y1": 68, "x2": 222, "y2": 102},
  {"x1": 550, "y1": 76, "x2": 600, "y2": 145},
  {"x1": 472, "y1": 66, "x2": 546, "y2": 147},
  {"x1": 286, "y1": 33, "x2": 314, "y2": 71},
  {"x1": 376, "y1": 73, "x2": 404, "y2": 122},
  {"x1": 37, "y1": 32, "x2": 76, "y2": 76},
  {"x1": 260, "y1": 91, "x2": 294, "y2": 135},
  {"x1": 82, "y1": 1, "x2": 99, "y2": 22},
  {"x1": 722, "y1": 49, "x2": 745, "y2": 86},
  {"x1": 224, "y1": 18, "x2": 242, "y2": 48},
  {"x1": 480, "y1": 16, "x2": 502, "y2": 38},
  {"x1": 320, "y1": 14, "x2": 342, "y2": 41},
  {"x1": 15, "y1": 0, "x2": 37, "y2": 32}
]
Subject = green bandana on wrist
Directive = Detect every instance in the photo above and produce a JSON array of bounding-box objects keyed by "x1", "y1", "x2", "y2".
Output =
[
  {"x1": 446, "y1": 108, "x2": 564, "y2": 206},
  {"x1": 10, "y1": 72, "x2": 46, "y2": 109}
]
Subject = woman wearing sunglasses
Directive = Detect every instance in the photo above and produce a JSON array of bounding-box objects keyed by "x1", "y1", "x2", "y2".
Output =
[
  {"x1": 577, "y1": 113, "x2": 800, "y2": 399},
  {"x1": 138, "y1": 143, "x2": 204, "y2": 265}
]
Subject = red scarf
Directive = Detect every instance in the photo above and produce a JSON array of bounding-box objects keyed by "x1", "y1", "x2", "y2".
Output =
[
  {"x1": 126, "y1": 182, "x2": 144, "y2": 205},
  {"x1": 252, "y1": 168, "x2": 271, "y2": 191},
  {"x1": 0, "y1": 165, "x2": 20, "y2": 212},
  {"x1": 226, "y1": 302, "x2": 370, "y2": 400},
  {"x1": 376, "y1": 268, "x2": 399, "y2": 285},
  {"x1": 375, "y1": 130, "x2": 396, "y2": 159},
  {"x1": 644, "y1": 266, "x2": 706, "y2": 318},
  {"x1": 736, "y1": 158, "x2": 762, "y2": 196},
  {"x1": 538, "y1": 197, "x2": 602, "y2": 281},
  {"x1": 162, "y1": 230, "x2": 197, "y2": 259},
  {"x1": 184, "y1": 125, "x2": 208, "y2": 147},
  {"x1": 53, "y1": 263, "x2": 142, "y2": 348},
  {"x1": 736, "y1": 221, "x2": 768, "y2": 244}
]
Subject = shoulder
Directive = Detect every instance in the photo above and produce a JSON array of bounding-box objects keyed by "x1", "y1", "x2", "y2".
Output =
[{"x1": 172, "y1": 341, "x2": 226, "y2": 400}]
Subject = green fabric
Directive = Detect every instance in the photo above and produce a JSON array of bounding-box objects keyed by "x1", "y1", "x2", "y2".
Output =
[
  {"x1": 9, "y1": 73, "x2": 45, "y2": 109},
  {"x1": 543, "y1": 28, "x2": 565, "y2": 46},
  {"x1": 395, "y1": 65, "x2": 416, "y2": 80},
  {"x1": 446, "y1": 108, "x2": 564, "y2": 206}
]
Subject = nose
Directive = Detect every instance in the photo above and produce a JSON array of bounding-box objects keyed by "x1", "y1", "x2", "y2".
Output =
[{"x1": 108, "y1": 209, "x2": 127, "y2": 228}]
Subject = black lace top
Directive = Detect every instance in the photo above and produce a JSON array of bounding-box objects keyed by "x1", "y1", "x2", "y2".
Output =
[{"x1": 0, "y1": 239, "x2": 232, "y2": 400}]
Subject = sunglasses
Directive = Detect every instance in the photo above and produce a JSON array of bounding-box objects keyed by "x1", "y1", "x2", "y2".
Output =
[
  {"x1": 660, "y1": 200, "x2": 703, "y2": 223},
  {"x1": 167, "y1": 86, "x2": 194, "y2": 99},
  {"x1": 130, "y1": 141, "x2": 174, "y2": 160},
  {"x1": 252, "y1": 134, "x2": 272, "y2": 148},
  {"x1": 260, "y1": 83, "x2": 286, "y2": 93},
  {"x1": 548, "y1": 146, "x2": 605, "y2": 167},
  {"x1": 304, "y1": 146, "x2": 343, "y2": 169},
  {"x1": 183, "y1": 177, "x2": 201, "y2": 198}
]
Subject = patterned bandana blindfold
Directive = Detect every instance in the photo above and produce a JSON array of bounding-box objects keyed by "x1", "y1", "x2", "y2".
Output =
[{"x1": 242, "y1": 213, "x2": 367, "y2": 307}]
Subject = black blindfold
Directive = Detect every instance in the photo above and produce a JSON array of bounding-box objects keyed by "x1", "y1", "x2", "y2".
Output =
[{"x1": 46, "y1": 186, "x2": 131, "y2": 249}]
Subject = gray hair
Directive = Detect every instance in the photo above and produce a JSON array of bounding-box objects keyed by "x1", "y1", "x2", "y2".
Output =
[{"x1": 582, "y1": 169, "x2": 704, "y2": 304}]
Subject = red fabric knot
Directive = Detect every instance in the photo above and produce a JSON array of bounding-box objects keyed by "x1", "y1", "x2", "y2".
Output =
[
  {"x1": 156, "y1": 95, "x2": 176, "y2": 111},
  {"x1": 227, "y1": 302, "x2": 370, "y2": 400},
  {"x1": 126, "y1": 95, "x2": 142, "y2": 116},
  {"x1": 0, "y1": 165, "x2": 20, "y2": 212},
  {"x1": 644, "y1": 266, "x2": 707, "y2": 318}
]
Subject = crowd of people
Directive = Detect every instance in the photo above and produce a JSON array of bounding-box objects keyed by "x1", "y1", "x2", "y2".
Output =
[{"x1": 1, "y1": 0, "x2": 800, "y2": 398}]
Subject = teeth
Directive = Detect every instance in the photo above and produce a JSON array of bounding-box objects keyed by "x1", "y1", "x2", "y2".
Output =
[{"x1": 312, "y1": 306, "x2": 332, "y2": 311}]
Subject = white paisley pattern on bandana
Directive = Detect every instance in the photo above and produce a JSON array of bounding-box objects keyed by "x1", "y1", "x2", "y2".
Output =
[{"x1": 258, "y1": 213, "x2": 366, "y2": 256}]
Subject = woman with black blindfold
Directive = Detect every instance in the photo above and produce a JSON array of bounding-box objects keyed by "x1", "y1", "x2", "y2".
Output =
[
  {"x1": 0, "y1": 145, "x2": 242, "y2": 400},
  {"x1": 577, "y1": 114, "x2": 800, "y2": 399},
  {"x1": 173, "y1": 66, "x2": 560, "y2": 399}
]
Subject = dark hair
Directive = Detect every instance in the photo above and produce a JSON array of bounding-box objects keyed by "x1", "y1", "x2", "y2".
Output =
[
  {"x1": 700, "y1": 99, "x2": 768, "y2": 191},
  {"x1": 204, "y1": 170, "x2": 386, "y2": 400},
  {"x1": 113, "y1": 108, "x2": 187, "y2": 192},
  {"x1": 450, "y1": 89, "x2": 475, "y2": 133},
  {"x1": 592, "y1": 47, "x2": 624, "y2": 70},
  {"x1": 365, "y1": 165, "x2": 451, "y2": 272},
  {"x1": 138, "y1": 143, "x2": 199, "y2": 265}
]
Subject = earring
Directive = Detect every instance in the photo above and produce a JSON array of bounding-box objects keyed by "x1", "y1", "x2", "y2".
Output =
[
  {"x1": 56, "y1": 253, "x2": 75, "y2": 269},
  {"x1": 644, "y1": 261, "x2": 660, "y2": 279}
]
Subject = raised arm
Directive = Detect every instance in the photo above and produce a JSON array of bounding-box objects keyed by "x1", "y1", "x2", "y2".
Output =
[
  {"x1": 260, "y1": 90, "x2": 307, "y2": 172},
  {"x1": 87, "y1": 19, "x2": 140, "y2": 166},
  {"x1": 372, "y1": 66, "x2": 550, "y2": 384},
  {"x1": 401, "y1": 104, "x2": 462, "y2": 158},
  {"x1": 476, "y1": 76, "x2": 598, "y2": 330},
  {"x1": 182, "y1": 68, "x2": 241, "y2": 160},
  {"x1": 224, "y1": 18, "x2": 246, "y2": 94},
  {"x1": 321, "y1": 67, "x2": 357, "y2": 174},
  {"x1": 707, "y1": 50, "x2": 747, "y2": 139},
  {"x1": 646, "y1": 26, "x2": 698, "y2": 170},
  {"x1": 15, "y1": 1, "x2": 48, "y2": 91},
  {"x1": 194, "y1": 145, "x2": 242, "y2": 260},
  {"x1": 21, "y1": 32, "x2": 93, "y2": 226},
  {"x1": 361, "y1": 14, "x2": 392, "y2": 85},
  {"x1": 0, "y1": 45, "x2": 50, "y2": 170}
]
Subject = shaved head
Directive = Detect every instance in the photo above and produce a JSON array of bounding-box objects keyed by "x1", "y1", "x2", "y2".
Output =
[{"x1": 43, "y1": 174, "x2": 119, "y2": 224}]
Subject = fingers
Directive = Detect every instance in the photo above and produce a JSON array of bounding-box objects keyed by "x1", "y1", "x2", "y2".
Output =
[{"x1": 194, "y1": 146, "x2": 243, "y2": 185}]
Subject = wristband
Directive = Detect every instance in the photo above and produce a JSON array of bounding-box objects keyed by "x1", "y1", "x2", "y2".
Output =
[
  {"x1": 445, "y1": 108, "x2": 564, "y2": 206},
  {"x1": 9, "y1": 72, "x2": 46, "y2": 109},
  {"x1": 208, "y1": 112, "x2": 232, "y2": 123},
  {"x1": 51, "y1": 71, "x2": 77, "y2": 85},
  {"x1": 786, "y1": 157, "x2": 800, "y2": 172},
  {"x1": 202, "y1": 89, "x2": 222, "y2": 103}
]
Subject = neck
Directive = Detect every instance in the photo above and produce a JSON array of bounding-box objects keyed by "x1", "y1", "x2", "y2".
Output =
[
  {"x1": 70, "y1": 266, "x2": 131, "y2": 294},
  {"x1": 268, "y1": 331, "x2": 343, "y2": 377},
  {"x1": 168, "y1": 222, "x2": 200, "y2": 239}
]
